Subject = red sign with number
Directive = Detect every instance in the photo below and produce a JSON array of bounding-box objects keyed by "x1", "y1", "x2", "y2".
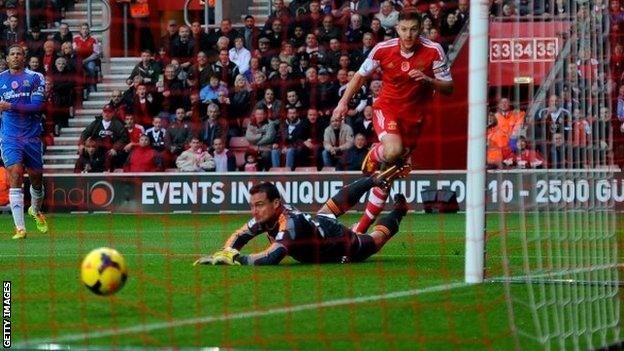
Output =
[{"x1": 488, "y1": 21, "x2": 570, "y2": 85}]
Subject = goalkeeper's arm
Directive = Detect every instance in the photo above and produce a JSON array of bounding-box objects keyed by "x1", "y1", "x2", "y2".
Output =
[
  {"x1": 224, "y1": 223, "x2": 259, "y2": 251},
  {"x1": 236, "y1": 243, "x2": 288, "y2": 265}
]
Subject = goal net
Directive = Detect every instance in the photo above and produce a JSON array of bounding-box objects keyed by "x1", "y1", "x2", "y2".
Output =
[{"x1": 486, "y1": 0, "x2": 621, "y2": 349}]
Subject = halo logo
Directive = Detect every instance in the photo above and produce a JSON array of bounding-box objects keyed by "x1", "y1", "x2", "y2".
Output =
[
  {"x1": 50, "y1": 179, "x2": 116, "y2": 210},
  {"x1": 89, "y1": 181, "x2": 115, "y2": 207}
]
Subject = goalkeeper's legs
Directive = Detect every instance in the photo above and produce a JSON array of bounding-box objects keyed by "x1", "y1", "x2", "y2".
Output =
[
  {"x1": 351, "y1": 194, "x2": 408, "y2": 261},
  {"x1": 318, "y1": 165, "x2": 409, "y2": 217}
]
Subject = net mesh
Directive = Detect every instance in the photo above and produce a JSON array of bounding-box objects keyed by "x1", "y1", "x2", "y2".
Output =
[{"x1": 489, "y1": 0, "x2": 621, "y2": 349}]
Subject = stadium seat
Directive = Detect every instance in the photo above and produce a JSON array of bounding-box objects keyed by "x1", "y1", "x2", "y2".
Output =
[{"x1": 230, "y1": 137, "x2": 251, "y2": 168}]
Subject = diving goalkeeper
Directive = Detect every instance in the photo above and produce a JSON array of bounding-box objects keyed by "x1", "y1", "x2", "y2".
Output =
[{"x1": 194, "y1": 165, "x2": 410, "y2": 266}]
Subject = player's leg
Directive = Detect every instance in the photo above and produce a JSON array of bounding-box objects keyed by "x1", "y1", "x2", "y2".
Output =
[
  {"x1": 317, "y1": 165, "x2": 408, "y2": 217},
  {"x1": 6, "y1": 164, "x2": 26, "y2": 239},
  {"x1": 351, "y1": 194, "x2": 409, "y2": 262},
  {"x1": 24, "y1": 140, "x2": 48, "y2": 233}
]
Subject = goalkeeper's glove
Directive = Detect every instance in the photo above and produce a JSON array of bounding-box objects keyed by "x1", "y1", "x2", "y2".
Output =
[{"x1": 193, "y1": 248, "x2": 241, "y2": 266}]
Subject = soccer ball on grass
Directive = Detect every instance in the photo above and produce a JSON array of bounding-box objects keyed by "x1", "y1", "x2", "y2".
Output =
[{"x1": 80, "y1": 247, "x2": 128, "y2": 296}]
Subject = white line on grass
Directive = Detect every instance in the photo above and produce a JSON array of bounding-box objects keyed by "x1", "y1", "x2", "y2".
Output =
[{"x1": 17, "y1": 281, "x2": 469, "y2": 347}]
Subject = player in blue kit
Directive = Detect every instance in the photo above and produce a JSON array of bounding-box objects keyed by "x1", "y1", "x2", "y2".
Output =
[{"x1": 0, "y1": 45, "x2": 48, "y2": 239}]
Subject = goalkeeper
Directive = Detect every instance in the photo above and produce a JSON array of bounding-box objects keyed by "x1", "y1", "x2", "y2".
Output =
[{"x1": 194, "y1": 164, "x2": 409, "y2": 266}]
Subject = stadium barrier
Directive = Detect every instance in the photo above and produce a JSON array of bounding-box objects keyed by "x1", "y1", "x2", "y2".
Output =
[{"x1": 43, "y1": 169, "x2": 622, "y2": 213}]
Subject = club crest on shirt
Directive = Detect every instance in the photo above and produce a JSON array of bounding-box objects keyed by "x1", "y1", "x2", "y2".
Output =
[
  {"x1": 387, "y1": 62, "x2": 394, "y2": 69},
  {"x1": 387, "y1": 121, "x2": 398, "y2": 131},
  {"x1": 401, "y1": 61, "x2": 410, "y2": 72},
  {"x1": 23, "y1": 80, "x2": 30, "y2": 87},
  {"x1": 11, "y1": 81, "x2": 18, "y2": 89}
]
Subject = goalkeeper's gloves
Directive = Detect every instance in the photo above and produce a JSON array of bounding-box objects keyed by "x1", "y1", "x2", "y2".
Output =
[{"x1": 193, "y1": 247, "x2": 241, "y2": 266}]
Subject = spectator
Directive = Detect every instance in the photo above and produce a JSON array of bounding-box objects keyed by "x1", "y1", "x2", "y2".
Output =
[
  {"x1": 455, "y1": 0, "x2": 470, "y2": 26},
  {"x1": 242, "y1": 15, "x2": 261, "y2": 51},
  {"x1": 303, "y1": 108, "x2": 328, "y2": 169},
  {"x1": 228, "y1": 74, "x2": 252, "y2": 137},
  {"x1": 160, "y1": 19, "x2": 179, "y2": 52},
  {"x1": 352, "y1": 105, "x2": 376, "y2": 144},
  {"x1": 41, "y1": 40, "x2": 56, "y2": 74},
  {"x1": 188, "y1": 51, "x2": 214, "y2": 91},
  {"x1": 264, "y1": 18, "x2": 287, "y2": 50},
  {"x1": 25, "y1": 26, "x2": 44, "y2": 59},
  {"x1": 200, "y1": 75, "x2": 229, "y2": 104},
  {"x1": 278, "y1": 41, "x2": 296, "y2": 66},
  {"x1": 316, "y1": 68, "x2": 338, "y2": 117},
  {"x1": 122, "y1": 115, "x2": 146, "y2": 154},
  {"x1": 288, "y1": 24, "x2": 307, "y2": 49},
  {"x1": 344, "y1": 13, "x2": 367, "y2": 46},
  {"x1": 323, "y1": 38, "x2": 344, "y2": 73},
  {"x1": 211, "y1": 137, "x2": 237, "y2": 172},
  {"x1": 534, "y1": 93, "x2": 571, "y2": 155},
  {"x1": 495, "y1": 97, "x2": 525, "y2": 139},
  {"x1": 190, "y1": 20, "x2": 213, "y2": 55},
  {"x1": 284, "y1": 88, "x2": 304, "y2": 111},
  {"x1": 229, "y1": 37, "x2": 251, "y2": 75},
  {"x1": 49, "y1": 57, "x2": 76, "y2": 136},
  {"x1": 167, "y1": 108, "x2": 193, "y2": 157},
  {"x1": 145, "y1": 116, "x2": 169, "y2": 152},
  {"x1": 256, "y1": 37, "x2": 275, "y2": 72},
  {"x1": 158, "y1": 64, "x2": 190, "y2": 118},
  {"x1": 60, "y1": 41, "x2": 79, "y2": 74},
  {"x1": 74, "y1": 138, "x2": 106, "y2": 173},
  {"x1": 368, "y1": 17, "x2": 386, "y2": 44},
  {"x1": 212, "y1": 48, "x2": 240, "y2": 87},
  {"x1": 0, "y1": 15, "x2": 24, "y2": 52},
  {"x1": 127, "y1": 49, "x2": 161, "y2": 88},
  {"x1": 279, "y1": 107, "x2": 311, "y2": 170},
  {"x1": 344, "y1": 133, "x2": 370, "y2": 170},
  {"x1": 27, "y1": 56, "x2": 44, "y2": 75},
  {"x1": 255, "y1": 88, "x2": 283, "y2": 122},
  {"x1": 440, "y1": 13, "x2": 462, "y2": 42},
  {"x1": 350, "y1": 32, "x2": 374, "y2": 71},
  {"x1": 246, "y1": 106, "x2": 280, "y2": 170},
  {"x1": 375, "y1": 1, "x2": 399, "y2": 29},
  {"x1": 486, "y1": 114, "x2": 511, "y2": 169},
  {"x1": 322, "y1": 115, "x2": 354, "y2": 167},
  {"x1": 169, "y1": 25, "x2": 195, "y2": 70},
  {"x1": 503, "y1": 136, "x2": 545, "y2": 169},
  {"x1": 214, "y1": 19, "x2": 241, "y2": 49},
  {"x1": 270, "y1": 61, "x2": 299, "y2": 102},
  {"x1": 549, "y1": 132, "x2": 568, "y2": 168},
  {"x1": 73, "y1": 23, "x2": 101, "y2": 96},
  {"x1": 176, "y1": 137, "x2": 216, "y2": 172},
  {"x1": 124, "y1": 134, "x2": 162, "y2": 172},
  {"x1": 79, "y1": 105, "x2": 130, "y2": 171},
  {"x1": 200, "y1": 103, "x2": 226, "y2": 150},
  {"x1": 107, "y1": 90, "x2": 127, "y2": 120},
  {"x1": 130, "y1": 84, "x2": 159, "y2": 128},
  {"x1": 616, "y1": 85, "x2": 624, "y2": 122},
  {"x1": 243, "y1": 151, "x2": 259, "y2": 171}
]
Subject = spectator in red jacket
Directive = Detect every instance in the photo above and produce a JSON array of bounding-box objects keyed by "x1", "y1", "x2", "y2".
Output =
[{"x1": 124, "y1": 134, "x2": 163, "y2": 172}]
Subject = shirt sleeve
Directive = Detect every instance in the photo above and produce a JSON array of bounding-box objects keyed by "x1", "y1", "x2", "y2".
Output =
[
  {"x1": 432, "y1": 48, "x2": 452, "y2": 82},
  {"x1": 357, "y1": 44, "x2": 381, "y2": 77}
]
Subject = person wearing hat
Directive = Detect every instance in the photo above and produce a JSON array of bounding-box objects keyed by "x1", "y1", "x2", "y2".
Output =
[{"x1": 78, "y1": 104, "x2": 130, "y2": 171}]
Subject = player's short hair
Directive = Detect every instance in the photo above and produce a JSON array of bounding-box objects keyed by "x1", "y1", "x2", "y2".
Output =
[
  {"x1": 398, "y1": 10, "x2": 423, "y2": 24},
  {"x1": 6, "y1": 44, "x2": 24, "y2": 54},
  {"x1": 250, "y1": 182, "x2": 281, "y2": 202}
]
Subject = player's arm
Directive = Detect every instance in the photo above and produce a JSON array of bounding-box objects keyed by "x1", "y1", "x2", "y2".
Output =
[
  {"x1": 413, "y1": 47, "x2": 454, "y2": 95},
  {"x1": 334, "y1": 53, "x2": 378, "y2": 118},
  {"x1": 237, "y1": 242, "x2": 288, "y2": 265},
  {"x1": 224, "y1": 222, "x2": 259, "y2": 251}
]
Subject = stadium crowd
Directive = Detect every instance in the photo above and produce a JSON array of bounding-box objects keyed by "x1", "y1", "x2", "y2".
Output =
[
  {"x1": 487, "y1": 0, "x2": 616, "y2": 169},
  {"x1": 70, "y1": 0, "x2": 469, "y2": 173},
  {"x1": 0, "y1": 0, "x2": 618, "y2": 173}
]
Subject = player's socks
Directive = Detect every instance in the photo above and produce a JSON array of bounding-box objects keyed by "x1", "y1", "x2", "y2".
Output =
[
  {"x1": 325, "y1": 177, "x2": 376, "y2": 216},
  {"x1": 353, "y1": 187, "x2": 388, "y2": 234},
  {"x1": 29, "y1": 185, "x2": 44, "y2": 213},
  {"x1": 373, "y1": 194, "x2": 408, "y2": 238},
  {"x1": 361, "y1": 143, "x2": 386, "y2": 175},
  {"x1": 28, "y1": 186, "x2": 48, "y2": 233},
  {"x1": 9, "y1": 188, "x2": 25, "y2": 231}
]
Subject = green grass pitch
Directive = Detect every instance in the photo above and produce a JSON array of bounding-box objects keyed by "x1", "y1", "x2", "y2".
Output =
[{"x1": 0, "y1": 212, "x2": 621, "y2": 350}]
